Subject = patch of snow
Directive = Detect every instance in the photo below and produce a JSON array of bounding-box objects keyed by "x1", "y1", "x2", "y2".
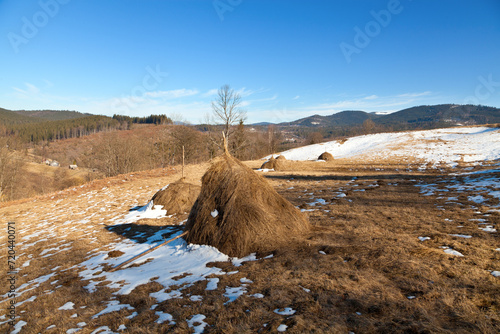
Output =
[
  {"x1": 224, "y1": 286, "x2": 247, "y2": 304},
  {"x1": 66, "y1": 329, "x2": 81, "y2": 334},
  {"x1": 240, "y1": 277, "x2": 253, "y2": 284},
  {"x1": 92, "y1": 301, "x2": 134, "y2": 319},
  {"x1": 277, "y1": 324, "x2": 288, "y2": 332},
  {"x1": 274, "y1": 307, "x2": 296, "y2": 315},
  {"x1": 190, "y1": 295, "x2": 203, "y2": 301},
  {"x1": 79, "y1": 235, "x2": 230, "y2": 299},
  {"x1": 479, "y1": 225, "x2": 497, "y2": 232},
  {"x1": 126, "y1": 312, "x2": 138, "y2": 319},
  {"x1": 468, "y1": 195, "x2": 486, "y2": 204},
  {"x1": 11, "y1": 320, "x2": 27, "y2": 334},
  {"x1": 187, "y1": 314, "x2": 207, "y2": 334},
  {"x1": 155, "y1": 311, "x2": 175, "y2": 324},
  {"x1": 115, "y1": 200, "x2": 167, "y2": 225},
  {"x1": 307, "y1": 198, "x2": 327, "y2": 206},
  {"x1": 15, "y1": 295, "x2": 36, "y2": 307},
  {"x1": 418, "y1": 237, "x2": 431, "y2": 242},
  {"x1": 211, "y1": 209, "x2": 218, "y2": 218},
  {"x1": 232, "y1": 253, "x2": 257, "y2": 267},
  {"x1": 491, "y1": 271, "x2": 500, "y2": 277},
  {"x1": 449, "y1": 234, "x2": 472, "y2": 239},
  {"x1": 90, "y1": 326, "x2": 118, "y2": 334},
  {"x1": 58, "y1": 302, "x2": 75, "y2": 310},
  {"x1": 257, "y1": 168, "x2": 274, "y2": 172},
  {"x1": 442, "y1": 247, "x2": 464, "y2": 257},
  {"x1": 206, "y1": 278, "x2": 219, "y2": 291}
]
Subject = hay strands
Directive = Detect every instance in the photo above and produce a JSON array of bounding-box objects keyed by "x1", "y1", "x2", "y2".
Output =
[{"x1": 109, "y1": 231, "x2": 188, "y2": 272}]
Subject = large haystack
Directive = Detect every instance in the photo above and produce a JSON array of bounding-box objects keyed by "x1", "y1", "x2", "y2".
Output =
[
  {"x1": 318, "y1": 152, "x2": 334, "y2": 161},
  {"x1": 151, "y1": 178, "x2": 201, "y2": 215},
  {"x1": 276, "y1": 155, "x2": 287, "y2": 161},
  {"x1": 185, "y1": 153, "x2": 309, "y2": 257},
  {"x1": 260, "y1": 156, "x2": 286, "y2": 171}
]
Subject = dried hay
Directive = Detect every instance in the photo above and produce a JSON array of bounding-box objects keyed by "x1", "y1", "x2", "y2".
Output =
[
  {"x1": 151, "y1": 178, "x2": 201, "y2": 215},
  {"x1": 260, "y1": 157, "x2": 286, "y2": 171},
  {"x1": 318, "y1": 152, "x2": 334, "y2": 161},
  {"x1": 185, "y1": 153, "x2": 310, "y2": 257},
  {"x1": 276, "y1": 155, "x2": 287, "y2": 161}
]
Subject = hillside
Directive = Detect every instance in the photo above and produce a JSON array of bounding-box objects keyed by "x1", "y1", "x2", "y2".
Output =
[
  {"x1": 0, "y1": 126, "x2": 498, "y2": 333},
  {"x1": 268, "y1": 125, "x2": 500, "y2": 167},
  {"x1": 12, "y1": 109, "x2": 91, "y2": 121},
  {"x1": 0, "y1": 108, "x2": 89, "y2": 125},
  {"x1": 283, "y1": 110, "x2": 378, "y2": 127},
  {"x1": 0, "y1": 108, "x2": 174, "y2": 144},
  {"x1": 277, "y1": 104, "x2": 500, "y2": 129}
]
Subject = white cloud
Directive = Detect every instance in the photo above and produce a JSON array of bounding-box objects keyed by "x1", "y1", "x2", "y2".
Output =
[
  {"x1": 396, "y1": 91, "x2": 431, "y2": 98},
  {"x1": 293, "y1": 95, "x2": 300, "y2": 100},
  {"x1": 13, "y1": 82, "x2": 40, "y2": 96},
  {"x1": 201, "y1": 89, "x2": 218, "y2": 98},
  {"x1": 236, "y1": 87, "x2": 255, "y2": 97},
  {"x1": 144, "y1": 89, "x2": 198, "y2": 99}
]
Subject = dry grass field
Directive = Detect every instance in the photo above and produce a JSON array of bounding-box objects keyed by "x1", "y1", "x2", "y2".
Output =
[{"x1": 0, "y1": 154, "x2": 499, "y2": 333}]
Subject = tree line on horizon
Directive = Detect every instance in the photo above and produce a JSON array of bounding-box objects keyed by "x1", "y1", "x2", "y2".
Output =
[{"x1": 0, "y1": 113, "x2": 174, "y2": 144}]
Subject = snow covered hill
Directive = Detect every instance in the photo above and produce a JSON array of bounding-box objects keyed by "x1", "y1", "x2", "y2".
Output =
[{"x1": 269, "y1": 126, "x2": 500, "y2": 167}]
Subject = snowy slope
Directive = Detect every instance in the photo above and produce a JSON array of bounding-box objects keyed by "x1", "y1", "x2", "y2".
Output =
[{"x1": 270, "y1": 126, "x2": 500, "y2": 165}]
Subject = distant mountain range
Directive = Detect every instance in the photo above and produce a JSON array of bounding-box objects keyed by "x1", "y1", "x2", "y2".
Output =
[
  {"x1": 2, "y1": 104, "x2": 499, "y2": 134},
  {"x1": 266, "y1": 104, "x2": 500, "y2": 128}
]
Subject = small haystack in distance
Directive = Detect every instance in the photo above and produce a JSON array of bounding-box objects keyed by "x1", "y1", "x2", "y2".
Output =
[
  {"x1": 260, "y1": 156, "x2": 286, "y2": 171},
  {"x1": 318, "y1": 152, "x2": 334, "y2": 161},
  {"x1": 152, "y1": 178, "x2": 201, "y2": 215},
  {"x1": 185, "y1": 152, "x2": 310, "y2": 257},
  {"x1": 276, "y1": 155, "x2": 287, "y2": 161}
]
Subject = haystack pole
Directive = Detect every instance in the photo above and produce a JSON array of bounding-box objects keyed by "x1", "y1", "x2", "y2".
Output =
[
  {"x1": 182, "y1": 145, "x2": 185, "y2": 179},
  {"x1": 109, "y1": 231, "x2": 188, "y2": 272}
]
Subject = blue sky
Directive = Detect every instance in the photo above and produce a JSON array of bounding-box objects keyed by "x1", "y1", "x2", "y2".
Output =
[{"x1": 1, "y1": 0, "x2": 499, "y2": 123}]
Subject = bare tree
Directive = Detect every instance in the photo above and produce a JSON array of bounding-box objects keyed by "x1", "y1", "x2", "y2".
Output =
[
  {"x1": 230, "y1": 119, "x2": 248, "y2": 159},
  {"x1": 362, "y1": 119, "x2": 376, "y2": 134},
  {"x1": 211, "y1": 85, "x2": 246, "y2": 141},
  {"x1": 267, "y1": 124, "x2": 282, "y2": 154}
]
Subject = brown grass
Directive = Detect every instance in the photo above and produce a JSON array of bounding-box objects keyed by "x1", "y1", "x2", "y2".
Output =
[
  {"x1": 185, "y1": 153, "x2": 310, "y2": 257},
  {"x1": 1, "y1": 157, "x2": 499, "y2": 333}
]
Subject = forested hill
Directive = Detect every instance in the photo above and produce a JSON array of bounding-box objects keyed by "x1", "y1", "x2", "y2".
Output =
[
  {"x1": 12, "y1": 109, "x2": 91, "y2": 121},
  {"x1": 0, "y1": 108, "x2": 89, "y2": 125},
  {"x1": 279, "y1": 104, "x2": 500, "y2": 129},
  {"x1": 0, "y1": 108, "x2": 173, "y2": 143}
]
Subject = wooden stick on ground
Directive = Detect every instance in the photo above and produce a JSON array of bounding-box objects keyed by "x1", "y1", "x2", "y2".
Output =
[{"x1": 109, "y1": 231, "x2": 188, "y2": 272}]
